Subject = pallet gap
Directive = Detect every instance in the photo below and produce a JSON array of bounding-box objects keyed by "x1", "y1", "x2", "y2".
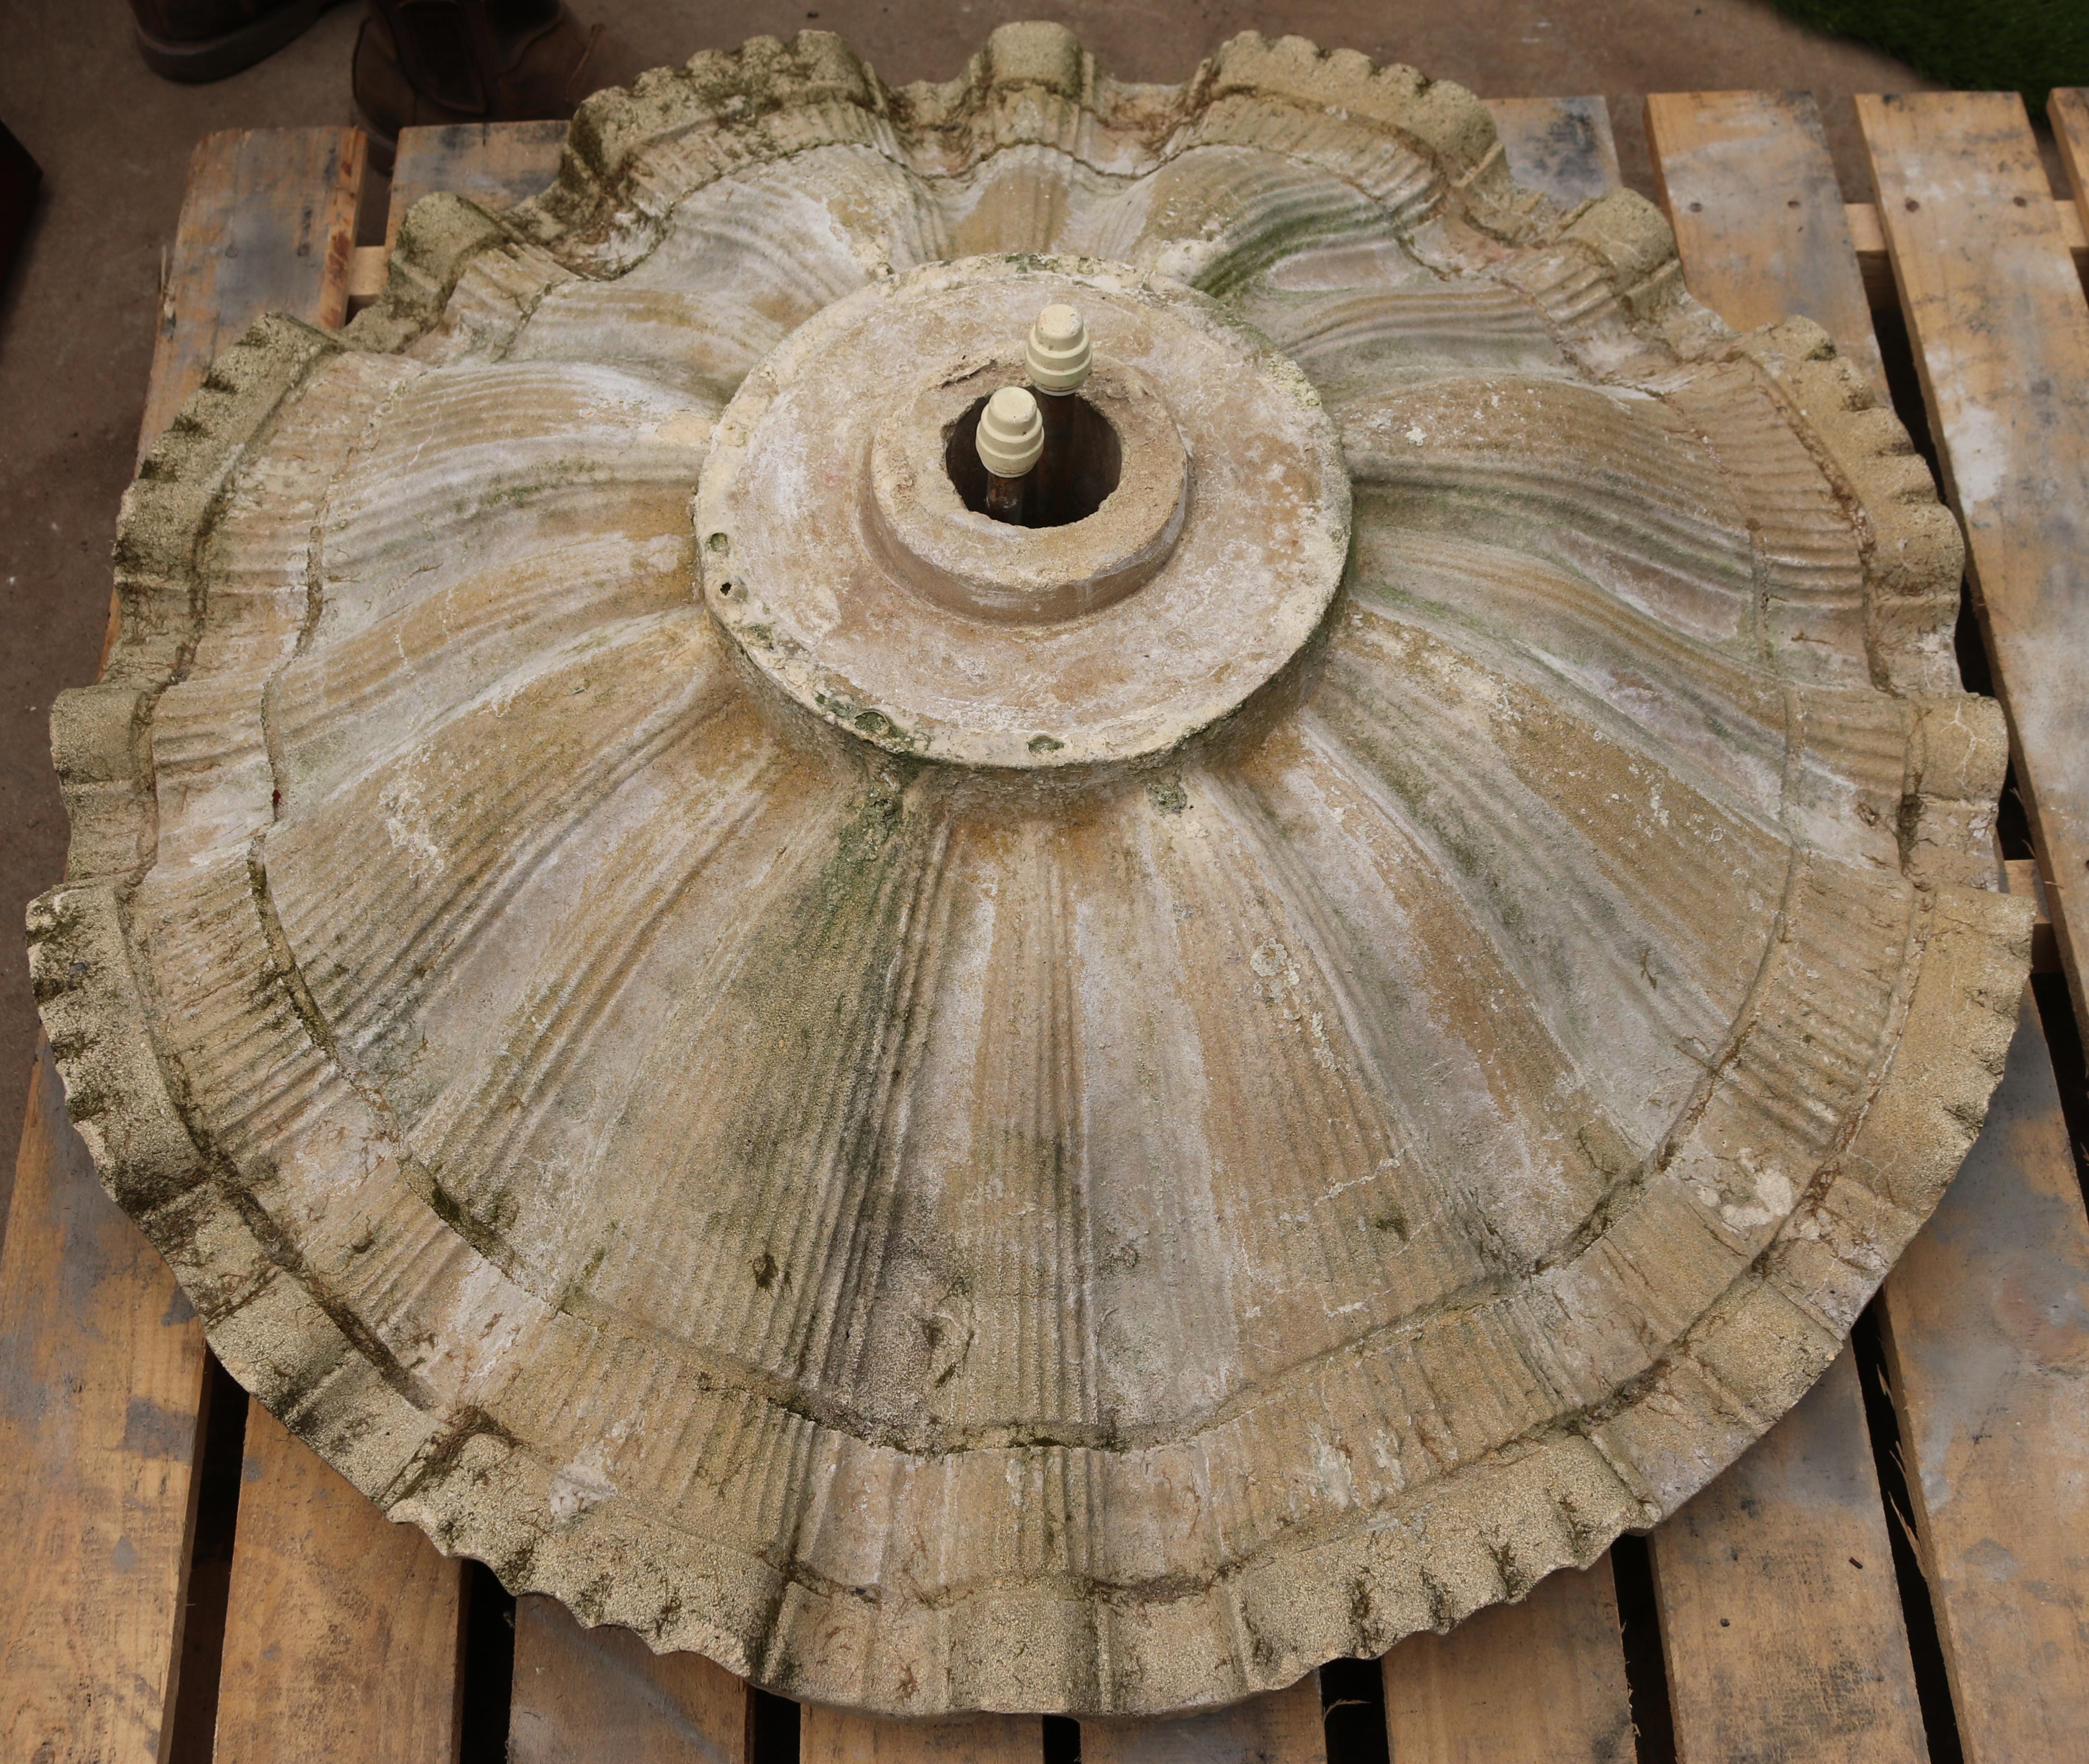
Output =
[
  {"x1": 165, "y1": 1353, "x2": 249, "y2": 1764},
  {"x1": 1869, "y1": 292, "x2": 1941, "y2": 480},
  {"x1": 1852, "y1": 1303, "x2": 1964, "y2": 1764},
  {"x1": 1318, "y1": 1656, "x2": 1390, "y2": 1764},
  {"x1": 1950, "y1": 579, "x2": 1993, "y2": 701},
  {"x1": 1869, "y1": 295, "x2": 2014, "y2": 743},
  {"x1": 750, "y1": 1688, "x2": 800, "y2": 1763},
  {"x1": 1995, "y1": 764, "x2": 2039, "y2": 863},
  {"x1": 1875, "y1": 271, "x2": 2051, "y2": 892},
  {"x1": 1042, "y1": 1711, "x2": 1081, "y2": 1762},
  {"x1": 353, "y1": 137, "x2": 390, "y2": 251},
  {"x1": 457, "y1": 1561, "x2": 516, "y2": 1763},
  {"x1": 1608, "y1": 1534, "x2": 1676, "y2": 1764},
  {"x1": 2031, "y1": 971, "x2": 2089, "y2": 1213}
]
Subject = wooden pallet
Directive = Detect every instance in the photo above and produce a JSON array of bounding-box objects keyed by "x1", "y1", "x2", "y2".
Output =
[{"x1": 5, "y1": 86, "x2": 2089, "y2": 1764}]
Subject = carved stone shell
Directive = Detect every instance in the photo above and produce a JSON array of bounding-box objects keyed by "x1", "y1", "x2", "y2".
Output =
[{"x1": 32, "y1": 23, "x2": 2030, "y2": 1719}]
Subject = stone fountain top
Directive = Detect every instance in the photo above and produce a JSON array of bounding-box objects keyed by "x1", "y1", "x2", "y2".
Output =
[{"x1": 30, "y1": 21, "x2": 2028, "y2": 1721}]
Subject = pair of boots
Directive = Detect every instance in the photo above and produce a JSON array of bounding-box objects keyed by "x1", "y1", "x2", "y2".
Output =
[{"x1": 129, "y1": 0, "x2": 602, "y2": 163}]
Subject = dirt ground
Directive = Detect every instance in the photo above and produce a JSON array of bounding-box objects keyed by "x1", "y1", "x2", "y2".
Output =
[{"x1": 0, "y1": 0, "x2": 1947, "y2": 1166}]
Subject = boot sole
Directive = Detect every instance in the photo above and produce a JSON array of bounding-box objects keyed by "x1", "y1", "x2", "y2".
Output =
[{"x1": 134, "y1": 0, "x2": 335, "y2": 84}]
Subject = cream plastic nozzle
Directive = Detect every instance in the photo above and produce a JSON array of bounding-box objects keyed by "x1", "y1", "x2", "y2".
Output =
[
  {"x1": 976, "y1": 385, "x2": 1044, "y2": 478},
  {"x1": 1026, "y1": 304, "x2": 1091, "y2": 394}
]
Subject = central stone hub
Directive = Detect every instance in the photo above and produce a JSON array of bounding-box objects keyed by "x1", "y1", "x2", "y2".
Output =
[
  {"x1": 870, "y1": 354, "x2": 1188, "y2": 624},
  {"x1": 698, "y1": 256, "x2": 1350, "y2": 769}
]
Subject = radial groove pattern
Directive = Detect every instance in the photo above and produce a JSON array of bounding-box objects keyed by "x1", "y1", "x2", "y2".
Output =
[{"x1": 32, "y1": 21, "x2": 2027, "y2": 1719}]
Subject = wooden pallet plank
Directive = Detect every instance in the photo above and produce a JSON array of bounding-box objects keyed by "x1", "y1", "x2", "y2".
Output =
[
  {"x1": 1647, "y1": 1352, "x2": 1925, "y2": 1763},
  {"x1": 1082, "y1": 1678, "x2": 1326, "y2": 1764},
  {"x1": 1845, "y1": 198, "x2": 2086, "y2": 310},
  {"x1": 1381, "y1": 1561, "x2": 1632, "y2": 1763},
  {"x1": 1877, "y1": 987, "x2": 2089, "y2": 1763},
  {"x1": 384, "y1": 118, "x2": 568, "y2": 247},
  {"x1": 211, "y1": 1406, "x2": 462, "y2": 1763},
  {"x1": 509, "y1": 1595, "x2": 749, "y2": 1763},
  {"x1": 0, "y1": 1043, "x2": 211, "y2": 1764},
  {"x1": 2003, "y1": 858, "x2": 2062, "y2": 971},
  {"x1": 2, "y1": 123, "x2": 366, "y2": 1764},
  {"x1": 185, "y1": 124, "x2": 488, "y2": 1764},
  {"x1": 139, "y1": 125, "x2": 364, "y2": 463},
  {"x1": 2050, "y1": 89, "x2": 2089, "y2": 215},
  {"x1": 1485, "y1": 97, "x2": 1621, "y2": 207},
  {"x1": 150, "y1": 127, "x2": 377, "y2": 1763},
  {"x1": 801, "y1": 1706, "x2": 1043, "y2": 1762},
  {"x1": 374, "y1": 118, "x2": 773, "y2": 1764},
  {"x1": 1351, "y1": 106, "x2": 1634, "y2": 1763},
  {"x1": 354, "y1": 120, "x2": 568, "y2": 298},
  {"x1": 376, "y1": 117, "x2": 771, "y2": 1761},
  {"x1": 1858, "y1": 91, "x2": 2089, "y2": 1035},
  {"x1": 1640, "y1": 89, "x2": 1932, "y2": 1764},
  {"x1": 1646, "y1": 90, "x2": 1882, "y2": 386}
]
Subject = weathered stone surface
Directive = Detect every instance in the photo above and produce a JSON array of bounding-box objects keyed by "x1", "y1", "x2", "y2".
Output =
[{"x1": 32, "y1": 21, "x2": 2028, "y2": 1719}]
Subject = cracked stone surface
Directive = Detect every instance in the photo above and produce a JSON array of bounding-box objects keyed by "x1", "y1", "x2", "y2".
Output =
[{"x1": 29, "y1": 22, "x2": 2028, "y2": 1719}]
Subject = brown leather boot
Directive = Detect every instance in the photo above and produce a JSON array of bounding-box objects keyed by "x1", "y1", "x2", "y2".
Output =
[
  {"x1": 131, "y1": 0, "x2": 341, "y2": 82},
  {"x1": 353, "y1": 0, "x2": 603, "y2": 167}
]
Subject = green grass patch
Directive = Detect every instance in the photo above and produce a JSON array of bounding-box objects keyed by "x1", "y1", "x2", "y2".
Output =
[{"x1": 1772, "y1": 0, "x2": 2089, "y2": 115}]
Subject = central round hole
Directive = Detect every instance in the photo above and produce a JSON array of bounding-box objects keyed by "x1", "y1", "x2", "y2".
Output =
[{"x1": 945, "y1": 391, "x2": 1123, "y2": 528}]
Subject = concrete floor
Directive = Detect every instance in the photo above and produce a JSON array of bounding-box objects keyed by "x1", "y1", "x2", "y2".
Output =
[{"x1": 0, "y1": 0, "x2": 1939, "y2": 1168}]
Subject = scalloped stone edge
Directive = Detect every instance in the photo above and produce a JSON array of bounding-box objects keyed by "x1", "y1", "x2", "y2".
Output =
[
  {"x1": 27, "y1": 850, "x2": 2032, "y2": 1712},
  {"x1": 349, "y1": 23, "x2": 1563, "y2": 350},
  {"x1": 338, "y1": 25, "x2": 1965, "y2": 706}
]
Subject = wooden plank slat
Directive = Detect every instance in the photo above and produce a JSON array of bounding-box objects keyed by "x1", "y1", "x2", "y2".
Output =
[
  {"x1": 1648, "y1": 1352, "x2": 1925, "y2": 1763},
  {"x1": 384, "y1": 118, "x2": 569, "y2": 247},
  {"x1": 1858, "y1": 91, "x2": 2089, "y2": 1035},
  {"x1": 373, "y1": 116, "x2": 761, "y2": 1764},
  {"x1": 211, "y1": 1407, "x2": 462, "y2": 1763},
  {"x1": 348, "y1": 244, "x2": 388, "y2": 301},
  {"x1": 1878, "y1": 989, "x2": 2089, "y2": 1763},
  {"x1": 1348, "y1": 112, "x2": 1636, "y2": 1762},
  {"x1": 138, "y1": 125, "x2": 364, "y2": 462},
  {"x1": 1082, "y1": 1679, "x2": 1326, "y2": 1764},
  {"x1": 0, "y1": 1044, "x2": 211, "y2": 1764},
  {"x1": 801, "y1": 1706, "x2": 1043, "y2": 1762},
  {"x1": 350, "y1": 120, "x2": 570, "y2": 301},
  {"x1": 377, "y1": 118, "x2": 756, "y2": 1764},
  {"x1": 509, "y1": 1595, "x2": 749, "y2": 1763},
  {"x1": 1647, "y1": 90, "x2": 1883, "y2": 386},
  {"x1": 1844, "y1": 199, "x2": 2086, "y2": 311},
  {"x1": 1485, "y1": 97, "x2": 1621, "y2": 207},
  {"x1": 1381, "y1": 1561, "x2": 1633, "y2": 1764},
  {"x1": 1642, "y1": 88, "x2": 1934, "y2": 1763},
  {"x1": 3, "y1": 123, "x2": 367, "y2": 1764},
  {"x1": 1842, "y1": 196, "x2": 2087, "y2": 260},
  {"x1": 2004, "y1": 858, "x2": 2061, "y2": 971},
  {"x1": 180, "y1": 122, "x2": 524, "y2": 1760},
  {"x1": 1320, "y1": 100, "x2": 1641, "y2": 1764},
  {"x1": 138, "y1": 128, "x2": 379, "y2": 1760},
  {"x1": 2047, "y1": 89, "x2": 2089, "y2": 216}
]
